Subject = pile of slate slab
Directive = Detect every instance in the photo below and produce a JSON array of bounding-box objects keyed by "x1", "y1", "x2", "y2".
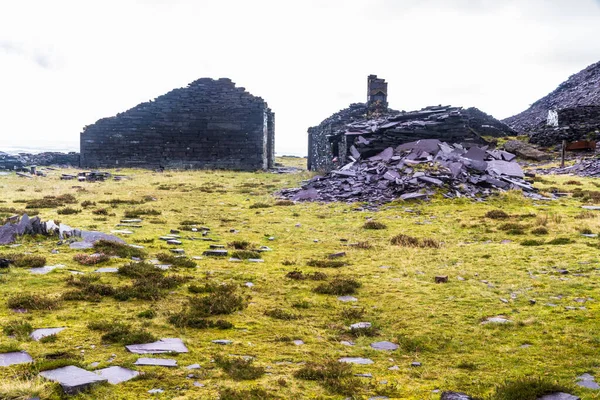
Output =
[
  {"x1": 537, "y1": 157, "x2": 600, "y2": 177},
  {"x1": 0, "y1": 213, "x2": 125, "y2": 246},
  {"x1": 0, "y1": 151, "x2": 79, "y2": 169},
  {"x1": 280, "y1": 139, "x2": 537, "y2": 204}
]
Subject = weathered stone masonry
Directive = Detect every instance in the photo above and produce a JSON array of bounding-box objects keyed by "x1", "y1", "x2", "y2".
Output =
[{"x1": 80, "y1": 78, "x2": 275, "y2": 170}]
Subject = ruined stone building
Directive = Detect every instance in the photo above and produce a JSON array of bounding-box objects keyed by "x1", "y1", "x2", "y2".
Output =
[
  {"x1": 504, "y1": 60, "x2": 600, "y2": 145},
  {"x1": 80, "y1": 78, "x2": 275, "y2": 170},
  {"x1": 307, "y1": 75, "x2": 514, "y2": 171}
]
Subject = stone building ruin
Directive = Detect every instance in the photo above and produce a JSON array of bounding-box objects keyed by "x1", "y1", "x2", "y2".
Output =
[
  {"x1": 307, "y1": 75, "x2": 514, "y2": 171},
  {"x1": 80, "y1": 78, "x2": 275, "y2": 170}
]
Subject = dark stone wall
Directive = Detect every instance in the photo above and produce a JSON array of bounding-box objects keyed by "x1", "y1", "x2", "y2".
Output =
[
  {"x1": 80, "y1": 78, "x2": 275, "y2": 170},
  {"x1": 529, "y1": 106, "x2": 600, "y2": 145}
]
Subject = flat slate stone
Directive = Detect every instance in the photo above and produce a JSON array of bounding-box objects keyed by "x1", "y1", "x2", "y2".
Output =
[
  {"x1": 167, "y1": 240, "x2": 182, "y2": 245},
  {"x1": 482, "y1": 316, "x2": 511, "y2": 324},
  {"x1": 203, "y1": 249, "x2": 228, "y2": 257},
  {"x1": 134, "y1": 358, "x2": 177, "y2": 367},
  {"x1": 350, "y1": 322, "x2": 371, "y2": 330},
  {"x1": 94, "y1": 366, "x2": 139, "y2": 384},
  {"x1": 577, "y1": 373, "x2": 600, "y2": 389},
  {"x1": 441, "y1": 392, "x2": 473, "y2": 400},
  {"x1": 126, "y1": 338, "x2": 188, "y2": 354},
  {"x1": 30, "y1": 265, "x2": 60, "y2": 274},
  {"x1": 537, "y1": 394, "x2": 580, "y2": 400},
  {"x1": 95, "y1": 267, "x2": 118, "y2": 273},
  {"x1": 0, "y1": 351, "x2": 33, "y2": 367},
  {"x1": 338, "y1": 296, "x2": 358, "y2": 302},
  {"x1": 212, "y1": 339, "x2": 233, "y2": 345},
  {"x1": 371, "y1": 341, "x2": 399, "y2": 351},
  {"x1": 80, "y1": 231, "x2": 125, "y2": 244},
  {"x1": 338, "y1": 357, "x2": 374, "y2": 365},
  {"x1": 185, "y1": 364, "x2": 201, "y2": 370},
  {"x1": 39, "y1": 366, "x2": 107, "y2": 395},
  {"x1": 69, "y1": 241, "x2": 94, "y2": 250},
  {"x1": 30, "y1": 327, "x2": 65, "y2": 341}
]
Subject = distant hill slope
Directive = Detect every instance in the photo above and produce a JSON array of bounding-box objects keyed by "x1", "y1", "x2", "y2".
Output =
[{"x1": 504, "y1": 60, "x2": 600, "y2": 132}]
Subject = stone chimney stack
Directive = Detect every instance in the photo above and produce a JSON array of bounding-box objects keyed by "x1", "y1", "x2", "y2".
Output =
[{"x1": 367, "y1": 75, "x2": 388, "y2": 111}]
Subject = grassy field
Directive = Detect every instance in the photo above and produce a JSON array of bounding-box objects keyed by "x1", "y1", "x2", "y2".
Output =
[{"x1": 1, "y1": 157, "x2": 600, "y2": 399}]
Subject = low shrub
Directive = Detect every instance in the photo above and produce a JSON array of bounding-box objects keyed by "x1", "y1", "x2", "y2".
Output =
[
  {"x1": 155, "y1": 253, "x2": 197, "y2": 268},
  {"x1": 313, "y1": 278, "x2": 361, "y2": 295},
  {"x1": 492, "y1": 377, "x2": 572, "y2": 400},
  {"x1": 531, "y1": 227, "x2": 549, "y2": 235},
  {"x1": 7, "y1": 294, "x2": 60, "y2": 310},
  {"x1": 285, "y1": 270, "x2": 327, "y2": 281},
  {"x1": 93, "y1": 240, "x2": 147, "y2": 259},
  {"x1": 390, "y1": 234, "x2": 440, "y2": 248},
  {"x1": 88, "y1": 320, "x2": 156, "y2": 345},
  {"x1": 57, "y1": 207, "x2": 81, "y2": 215},
  {"x1": 0, "y1": 254, "x2": 46, "y2": 268},
  {"x1": 3, "y1": 320, "x2": 33, "y2": 339},
  {"x1": 294, "y1": 359, "x2": 361, "y2": 395},
  {"x1": 362, "y1": 221, "x2": 387, "y2": 230},
  {"x1": 231, "y1": 250, "x2": 262, "y2": 260},
  {"x1": 485, "y1": 210, "x2": 509, "y2": 219},
  {"x1": 249, "y1": 202, "x2": 271, "y2": 209},
  {"x1": 307, "y1": 260, "x2": 346, "y2": 268},
  {"x1": 228, "y1": 240, "x2": 251, "y2": 250},
  {"x1": 73, "y1": 253, "x2": 110, "y2": 266},
  {"x1": 219, "y1": 387, "x2": 274, "y2": 400},
  {"x1": 264, "y1": 308, "x2": 300, "y2": 320},
  {"x1": 214, "y1": 355, "x2": 265, "y2": 380}
]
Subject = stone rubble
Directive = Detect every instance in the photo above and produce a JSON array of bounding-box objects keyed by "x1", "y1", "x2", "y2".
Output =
[
  {"x1": 281, "y1": 139, "x2": 538, "y2": 204},
  {"x1": 537, "y1": 157, "x2": 600, "y2": 177}
]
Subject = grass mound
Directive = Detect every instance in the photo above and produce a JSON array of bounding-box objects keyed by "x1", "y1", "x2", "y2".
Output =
[
  {"x1": 294, "y1": 359, "x2": 361, "y2": 395},
  {"x1": 390, "y1": 234, "x2": 440, "y2": 248},
  {"x1": 485, "y1": 210, "x2": 509, "y2": 219},
  {"x1": 0, "y1": 254, "x2": 46, "y2": 268},
  {"x1": 170, "y1": 283, "x2": 246, "y2": 325},
  {"x1": 307, "y1": 260, "x2": 346, "y2": 268},
  {"x1": 156, "y1": 253, "x2": 196, "y2": 268},
  {"x1": 285, "y1": 270, "x2": 327, "y2": 281},
  {"x1": 93, "y1": 240, "x2": 147, "y2": 259},
  {"x1": 214, "y1": 355, "x2": 265, "y2": 380},
  {"x1": 7, "y1": 294, "x2": 60, "y2": 310},
  {"x1": 314, "y1": 278, "x2": 361, "y2": 295},
  {"x1": 219, "y1": 387, "x2": 274, "y2": 400},
  {"x1": 73, "y1": 253, "x2": 109, "y2": 265},
  {"x1": 362, "y1": 221, "x2": 387, "y2": 230},
  {"x1": 88, "y1": 320, "x2": 156, "y2": 345},
  {"x1": 492, "y1": 377, "x2": 571, "y2": 400}
]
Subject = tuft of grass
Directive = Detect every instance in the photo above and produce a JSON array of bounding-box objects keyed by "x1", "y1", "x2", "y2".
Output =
[
  {"x1": 362, "y1": 221, "x2": 387, "y2": 230},
  {"x1": 546, "y1": 237, "x2": 572, "y2": 245},
  {"x1": 123, "y1": 208, "x2": 161, "y2": 218},
  {"x1": 390, "y1": 234, "x2": 440, "y2": 248},
  {"x1": 249, "y1": 202, "x2": 272, "y2": 209},
  {"x1": 531, "y1": 227, "x2": 549, "y2": 235},
  {"x1": 231, "y1": 250, "x2": 261, "y2": 260},
  {"x1": 73, "y1": 253, "x2": 110, "y2": 265},
  {"x1": 313, "y1": 278, "x2": 361, "y2": 295},
  {"x1": 340, "y1": 307, "x2": 365, "y2": 320},
  {"x1": 7, "y1": 294, "x2": 60, "y2": 310},
  {"x1": 485, "y1": 210, "x2": 509, "y2": 219},
  {"x1": 156, "y1": 253, "x2": 197, "y2": 268},
  {"x1": 520, "y1": 240, "x2": 545, "y2": 246},
  {"x1": 228, "y1": 240, "x2": 251, "y2": 250},
  {"x1": 264, "y1": 308, "x2": 300, "y2": 320},
  {"x1": 285, "y1": 270, "x2": 327, "y2": 281},
  {"x1": 63, "y1": 275, "x2": 116, "y2": 302},
  {"x1": 81, "y1": 200, "x2": 96, "y2": 208},
  {"x1": 307, "y1": 260, "x2": 346, "y2": 268},
  {"x1": 118, "y1": 262, "x2": 162, "y2": 279},
  {"x1": 3, "y1": 320, "x2": 33, "y2": 340},
  {"x1": 25, "y1": 194, "x2": 76, "y2": 209},
  {"x1": 88, "y1": 320, "x2": 157, "y2": 345},
  {"x1": 575, "y1": 211, "x2": 596, "y2": 219},
  {"x1": 219, "y1": 387, "x2": 274, "y2": 400},
  {"x1": 0, "y1": 377, "x2": 50, "y2": 400},
  {"x1": 492, "y1": 377, "x2": 572, "y2": 400},
  {"x1": 275, "y1": 200, "x2": 295, "y2": 206},
  {"x1": 0, "y1": 254, "x2": 46, "y2": 268},
  {"x1": 56, "y1": 207, "x2": 81, "y2": 215},
  {"x1": 214, "y1": 355, "x2": 265, "y2": 380},
  {"x1": 93, "y1": 240, "x2": 147, "y2": 259},
  {"x1": 137, "y1": 309, "x2": 156, "y2": 319},
  {"x1": 92, "y1": 208, "x2": 109, "y2": 215},
  {"x1": 294, "y1": 359, "x2": 361, "y2": 395}
]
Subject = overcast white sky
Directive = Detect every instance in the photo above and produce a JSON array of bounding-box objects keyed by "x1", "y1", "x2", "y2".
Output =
[{"x1": 1, "y1": 0, "x2": 599, "y2": 155}]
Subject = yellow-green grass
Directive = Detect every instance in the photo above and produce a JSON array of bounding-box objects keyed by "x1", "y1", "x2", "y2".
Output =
[{"x1": 0, "y1": 157, "x2": 599, "y2": 399}]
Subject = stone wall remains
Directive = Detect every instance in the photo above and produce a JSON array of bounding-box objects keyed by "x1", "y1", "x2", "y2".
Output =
[{"x1": 80, "y1": 78, "x2": 274, "y2": 170}]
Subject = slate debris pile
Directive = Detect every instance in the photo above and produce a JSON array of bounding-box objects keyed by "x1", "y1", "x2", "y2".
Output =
[
  {"x1": 537, "y1": 157, "x2": 600, "y2": 177},
  {"x1": 280, "y1": 139, "x2": 536, "y2": 204}
]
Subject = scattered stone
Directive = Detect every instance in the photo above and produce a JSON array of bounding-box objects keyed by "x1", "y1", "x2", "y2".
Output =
[
  {"x1": 328, "y1": 252, "x2": 346, "y2": 259},
  {"x1": 186, "y1": 364, "x2": 201, "y2": 370},
  {"x1": 39, "y1": 366, "x2": 107, "y2": 395},
  {"x1": 435, "y1": 276, "x2": 449, "y2": 283},
  {"x1": 340, "y1": 341, "x2": 355, "y2": 346},
  {"x1": 370, "y1": 341, "x2": 399, "y2": 351},
  {"x1": 411, "y1": 362, "x2": 422, "y2": 367},
  {"x1": 293, "y1": 340, "x2": 305, "y2": 346},
  {"x1": 355, "y1": 373, "x2": 373, "y2": 378},
  {"x1": 229, "y1": 258, "x2": 242, "y2": 262},
  {"x1": 170, "y1": 249, "x2": 185, "y2": 254},
  {"x1": 95, "y1": 267, "x2": 118, "y2": 273},
  {"x1": 537, "y1": 394, "x2": 580, "y2": 400},
  {"x1": 126, "y1": 338, "x2": 188, "y2": 354},
  {"x1": 30, "y1": 265, "x2": 61, "y2": 275},
  {"x1": 500, "y1": 298, "x2": 509, "y2": 304},
  {"x1": 30, "y1": 327, "x2": 65, "y2": 341},
  {"x1": 482, "y1": 316, "x2": 511, "y2": 324},
  {"x1": 167, "y1": 240, "x2": 182, "y2": 245},
  {"x1": 248, "y1": 259, "x2": 264, "y2": 263},
  {"x1": 0, "y1": 351, "x2": 33, "y2": 367},
  {"x1": 212, "y1": 340, "x2": 233, "y2": 345},
  {"x1": 338, "y1": 357, "x2": 374, "y2": 365},
  {"x1": 338, "y1": 296, "x2": 358, "y2": 302},
  {"x1": 148, "y1": 388, "x2": 165, "y2": 394},
  {"x1": 203, "y1": 249, "x2": 228, "y2": 257},
  {"x1": 577, "y1": 373, "x2": 600, "y2": 389},
  {"x1": 350, "y1": 322, "x2": 372, "y2": 330},
  {"x1": 244, "y1": 282, "x2": 254, "y2": 288},
  {"x1": 441, "y1": 392, "x2": 473, "y2": 400},
  {"x1": 134, "y1": 358, "x2": 177, "y2": 367},
  {"x1": 388, "y1": 365, "x2": 400, "y2": 370},
  {"x1": 193, "y1": 381, "x2": 205, "y2": 387},
  {"x1": 95, "y1": 366, "x2": 139, "y2": 384}
]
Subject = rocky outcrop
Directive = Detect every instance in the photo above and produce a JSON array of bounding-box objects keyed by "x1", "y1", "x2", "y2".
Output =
[
  {"x1": 502, "y1": 140, "x2": 552, "y2": 161},
  {"x1": 0, "y1": 152, "x2": 79, "y2": 169},
  {"x1": 80, "y1": 78, "x2": 274, "y2": 171}
]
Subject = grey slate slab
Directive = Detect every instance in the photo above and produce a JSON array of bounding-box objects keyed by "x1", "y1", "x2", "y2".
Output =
[
  {"x1": 370, "y1": 341, "x2": 399, "y2": 351},
  {"x1": 94, "y1": 366, "x2": 139, "y2": 384},
  {"x1": 0, "y1": 351, "x2": 33, "y2": 367},
  {"x1": 337, "y1": 296, "x2": 358, "y2": 302},
  {"x1": 95, "y1": 267, "x2": 118, "y2": 273},
  {"x1": 30, "y1": 327, "x2": 66, "y2": 341},
  {"x1": 537, "y1": 394, "x2": 580, "y2": 400},
  {"x1": 39, "y1": 366, "x2": 107, "y2": 395},
  {"x1": 134, "y1": 358, "x2": 177, "y2": 367},
  {"x1": 203, "y1": 249, "x2": 228, "y2": 257},
  {"x1": 126, "y1": 338, "x2": 188, "y2": 354},
  {"x1": 80, "y1": 231, "x2": 126, "y2": 244},
  {"x1": 69, "y1": 241, "x2": 94, "y2": 249},
  {"x1": 338, "y1": 357, "x2": 374, "y2": 365}
]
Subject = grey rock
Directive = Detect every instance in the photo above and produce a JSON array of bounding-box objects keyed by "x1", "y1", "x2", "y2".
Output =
[
  {"x1": 537, "y1": 394, "x2": 580, "y2": 400},
  {"x1": 94, "y1": 366, "x2": 139, "y2": 384},
  {"x1": 185, "y1": 364, "x2": 201, "y2": 370},
  {"x1": 338, "y1": 296, "x2": 358, "y2": 302},
  {"x1": 95, "y1": 267, "x2": 118, "y2": 273},
  {"x1": 39, "y1": 366, "x2": 107, "y2": 395},
  {"x1": 193, "y1": 381, "x2": 205, "y2": 387},
  {"x1": 148, "y1": 388, "x2": 165, "y2": 393},
  {"x1": 293, "y1": 340, "x2": 305, "y2": 346},
  {"x1": 482, "y1": 316, "x2": 511, "y2": 324},
  {"x1": 350, "y1": 322, "x2": 372, "y2": 330},
  {"x1": 69, "y1": 241, "x2": 94, "y2": 250},
  {"x1": 370, "y1": 341, "x2": 399, "y2": 351},
  {"x1": 126, "y1": 338, "x2": 188, "y2": 354},
  {"x1": 212, "y1": 339, "x2": 233, "y2": 345},
  {"x1": 338, "y1": 357, "x2": 374, "y2": 365},
  {"x1": 203, "y1": 249, "x2": 227, "y2": 257},
  {"x1": 30, "y1": 327, "x2": 65, "y2": 341},
  {"x1": 441, "y1": 392, "x2": 473, "y2": 400},
  {"x1": 0, "y1": 351, "x2": 33, "y2": 366},
  {"x1": 577, "y1": 373, "x2": 600, "y2": 389},
  {"x1": 134, "y1": 358, "x2": 177, "y2": 367}
]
